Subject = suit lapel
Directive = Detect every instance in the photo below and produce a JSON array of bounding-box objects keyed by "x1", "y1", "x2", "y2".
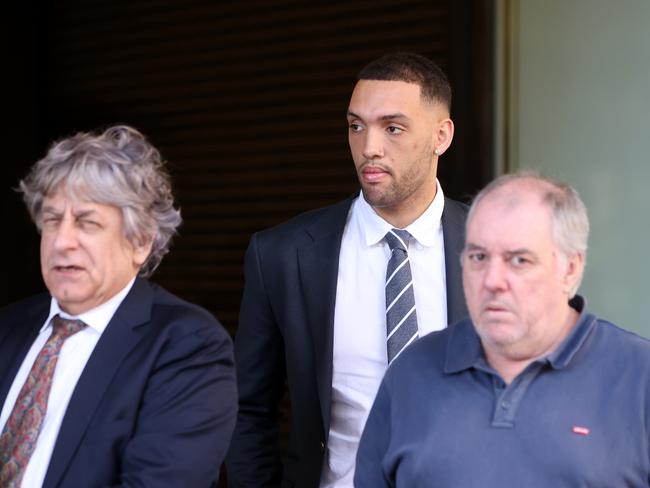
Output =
[
  {"x1": 297, "y1": 196, "x2": 353, "y2": 436},
  {"x1": 43, "y1": 278, "x2": 153, "y2": 488},
  {"x1": 294, "y1": 194, "x2": 464, "y2": 436},
  {"x1": 442, "y1": 199, "x2": 469, "y2": 324}
]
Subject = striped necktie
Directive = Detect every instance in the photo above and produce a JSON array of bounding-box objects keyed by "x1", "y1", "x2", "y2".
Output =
[
  {"x1": 0, "y1": 314, "x2": 86, "y2": 487},
  {"x1": 385, "y1": 229, "x2": 419, "y2": 363}
]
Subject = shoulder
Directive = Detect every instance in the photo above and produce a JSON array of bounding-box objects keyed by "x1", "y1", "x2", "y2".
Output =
[
  {"x1": 576, "y1": 314, "x2": 650, "y2": 385},
  {"x1": 591, "y1": 317, "x2": 650, "y2": 358},
  {"x1": 0, "y1": 292, "x2": 50, "y2": 324},
  {"x1": 0, "y1": 294, "x2": 49, "y2": 347},
  {"x1": 141, "y1": 281, "x2": 232, "y2": 348},
  {"x1": 584, "y1": 317, "x2": 650, "y2": 410},
  {"x1": 444, "y1": 197, "x2": 470, "y2": 213},
  {"x1": 252, "y1": 195, "x2": 356, "y2": 247},
  {"x1": 442, "y1": 197, "x2": 469, "y2": 224}
]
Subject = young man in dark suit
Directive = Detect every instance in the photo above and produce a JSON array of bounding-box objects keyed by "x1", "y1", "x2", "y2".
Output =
[
  {"x1": 0, "y1": 125, "x2": 237, "y2": 487},
  {"x1": 226, "y1": 53, "x2": 468, "y2": 488}
]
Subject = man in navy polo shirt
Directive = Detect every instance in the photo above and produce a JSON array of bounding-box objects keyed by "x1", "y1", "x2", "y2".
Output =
[{"x1": 355, "y1": 172, "x2": 650, "y2": 487}]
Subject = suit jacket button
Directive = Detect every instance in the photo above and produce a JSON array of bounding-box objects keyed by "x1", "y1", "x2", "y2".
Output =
[{"x1": 320, "y1": 441, "x2": 325, "y2": 453}]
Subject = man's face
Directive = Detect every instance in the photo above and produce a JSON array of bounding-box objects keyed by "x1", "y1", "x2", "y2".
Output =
[
  {"x1": 40, "y1": 191, "x2": 150, "y2": 315},
  {"x1": 462, "y1": 186, "x2": 580, "y2": 361},
  {"x1": 347, "y1": 80, "x2": 445, "y2": 222}
]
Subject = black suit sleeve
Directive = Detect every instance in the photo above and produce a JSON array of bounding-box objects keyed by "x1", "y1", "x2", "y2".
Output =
[
  {"x1": 226, "y1": 233, "x2": 288, "y2": 487},
  {"x1": 117, "y1": 316, "x2": 237, "y2": 487}
]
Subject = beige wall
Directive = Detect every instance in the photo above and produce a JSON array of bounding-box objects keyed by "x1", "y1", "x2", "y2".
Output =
[{"x1": 496, "y1": 0, "x2": 650, "y2": 336}]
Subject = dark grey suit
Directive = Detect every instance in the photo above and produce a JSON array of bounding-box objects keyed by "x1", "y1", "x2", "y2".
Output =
[
  {"x1": 0, "y1": 278, "x2": 237, "y2": 487},
  {"x1": 226, "y1": 194, "x2": 468, "y2": 488}
]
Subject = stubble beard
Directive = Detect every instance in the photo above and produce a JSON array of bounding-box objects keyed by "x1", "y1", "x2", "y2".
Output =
[{"x1": 359, "y1": 146, "x2": 435, "y2": 211}]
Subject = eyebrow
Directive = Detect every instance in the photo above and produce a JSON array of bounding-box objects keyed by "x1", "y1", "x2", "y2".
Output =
[
  {"x1": 505, "y1": 249, "x2": 534, "y2": 256},
  {"x1": 464, "y1": 243, "x2": 485, "y2": 252},
  {"x1": 41, "y1": 205, "x2": 98, "y2": 219},
  {"x1": 73, "y1": 209, "x2": 99, "y2": 219},
  {"x1": 346, "y1": 110, "x2": 409, "y2": 122},
  {"x1": 464, "y1": 243, "x2": 534, "y2": 256},
  {"x1": 41, "y1": 205, "x2": 59, "y2": 214}
]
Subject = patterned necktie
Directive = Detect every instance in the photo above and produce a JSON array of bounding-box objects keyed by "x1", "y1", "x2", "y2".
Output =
[
  {"x1": 0, "y1": 315, "x2": 86, "y2": 487},
  {"x1": 385, "y1": 229, "x2": 419, "y2": 363}
]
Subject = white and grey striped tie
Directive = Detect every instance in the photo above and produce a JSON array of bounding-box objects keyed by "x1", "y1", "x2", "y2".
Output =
[{"x1": 385, "y1": 229, "x2": 419, "y2": 363}]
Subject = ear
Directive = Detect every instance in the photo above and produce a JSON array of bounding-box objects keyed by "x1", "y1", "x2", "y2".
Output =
[
  {"x1": 433, "y1": 117, "x2": 454, "y2": 157},
  {"x1": 561, "y1": 251, "x2": 585, "y2": 296},
  {"x1": 132, "y1": 236, "x2": 154, "y2": 268}
]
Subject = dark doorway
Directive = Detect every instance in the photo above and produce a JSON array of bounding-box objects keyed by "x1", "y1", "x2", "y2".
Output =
[{"x1": 4, "y1": 1, "x2": 494, "y2": 328}]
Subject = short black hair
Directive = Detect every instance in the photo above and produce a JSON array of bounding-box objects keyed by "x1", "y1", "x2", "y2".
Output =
[{"x1": 357, "y1": 52, "x2": 452, "y2": 110}]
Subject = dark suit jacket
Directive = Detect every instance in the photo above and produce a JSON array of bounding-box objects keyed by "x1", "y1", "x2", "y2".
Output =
[
  {"x1": 0, "y1": 278, "x2": 237, "y2": 488},
  {"x1": 226, "y1": 194, "x2": 469, "y2": 488}
]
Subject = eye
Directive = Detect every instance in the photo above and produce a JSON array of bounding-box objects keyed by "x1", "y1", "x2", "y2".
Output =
[
  {"x1": 349, "y1": 123, "x2": 363, "y2": 133},
  {"x1": 78, "y1": 219, "x2": 101, "y2": 231},
  {"x1": 466, "y1": 252, "x2": 486, "y2": 263},
  {"x1": 41, "y1": 216, "x2": 61, "y2": 228},
  {"x1": 386, "y1": 126, "x2": 404, "y2": 135},
  {"x1": 509, "y1": 255, "x2": 530, "y2": 267}
]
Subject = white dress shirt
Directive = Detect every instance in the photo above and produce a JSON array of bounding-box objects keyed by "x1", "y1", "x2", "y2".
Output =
[
  {"x1": 320, "y1": 182, "x2": 448, "y2": 487},
  {"x1": 0, "y1": 278, "x2": 135, "y2": 488}
]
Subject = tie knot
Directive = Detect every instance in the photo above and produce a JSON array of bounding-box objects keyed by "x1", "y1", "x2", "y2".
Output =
[
  {"x1": 51, "y1": 314, "x2": 87, "y2": 341},
  {"x1": 385, "y1": 229, "x2": 411, "y2": 252}
]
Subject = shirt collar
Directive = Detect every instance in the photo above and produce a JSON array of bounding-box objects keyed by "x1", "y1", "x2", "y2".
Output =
[
  {"x1": 43, "y1": 277, "x2": 136, "y2": 334},
  {"x1": 445, "y1": 295, "x2": 596, "y2": 374},
  {"x1": 357, "y1": 179, "x2": 445, "y2": 247},
  {"x1": 545, "y1": 295, "x2": 596, "y2": 369}
]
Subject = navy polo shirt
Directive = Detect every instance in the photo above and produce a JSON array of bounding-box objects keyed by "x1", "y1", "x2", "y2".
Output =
[{"x1": 355, "y1": 297, "x2": 650, "y2": 487}]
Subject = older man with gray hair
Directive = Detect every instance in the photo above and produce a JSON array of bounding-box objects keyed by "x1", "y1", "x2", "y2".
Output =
[
  {"x1": 0, "y1": 125, "x2": 237, "y2": 487},
  {"x1": 355, "y1": 172, "x2": 650, "y2": 487}
]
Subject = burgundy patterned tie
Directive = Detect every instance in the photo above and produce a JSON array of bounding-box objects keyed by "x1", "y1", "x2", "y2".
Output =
[{"x1": 0, "y1": 315, "x2": 86, "y2": 487}]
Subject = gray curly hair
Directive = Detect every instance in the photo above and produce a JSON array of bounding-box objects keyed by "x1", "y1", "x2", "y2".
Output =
[{"x1": 20, "y1": 125, "x2": 182, "y2": 277}]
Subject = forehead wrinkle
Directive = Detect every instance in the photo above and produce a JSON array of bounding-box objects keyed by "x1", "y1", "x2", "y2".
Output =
[
  {"x1": 485, "y1": 191, "x2": 532, "y2": 213},
  {"x1": 71, "y1": 208, "x2": 100, "y2": 218},
  {"x1": 469, "y1": 193, "x2": 552, "y2": 243},
  {"x1": 42, "y1": 192, "x2": 105, "y2": 217}
]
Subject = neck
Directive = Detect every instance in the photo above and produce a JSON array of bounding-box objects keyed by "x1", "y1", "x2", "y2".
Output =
[
  {"x1": 483, "y1": 306, "x2": 580, "y2": 385},
  {"x1": 373, "y1": 186, "x2": 437, "y2": 229},
  {"x1": 483, "y1": 351, "x2": 532, "y2": 385}
]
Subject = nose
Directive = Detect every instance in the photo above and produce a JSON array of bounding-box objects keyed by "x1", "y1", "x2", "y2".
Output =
[
  {"x1": 52, "y1": 218, "x2": 80, "y2": 251},
  {"x1": 361, "y1": 128, "x2": 384, "y2": 160},
  {"x1": 483, "y1": 258, "x2": 508, "y2": 292}
]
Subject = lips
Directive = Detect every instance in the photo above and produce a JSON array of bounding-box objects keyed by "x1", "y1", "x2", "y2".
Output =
[
  {"x1": 360, "y1": 164, "x2": 390, "y2": 183},
  {"x1": 52, "y1": 264, "x2": 85, "y2": 274},
  {"x1": 482, "y1": 301, "x2": 511, "y2": 314}
]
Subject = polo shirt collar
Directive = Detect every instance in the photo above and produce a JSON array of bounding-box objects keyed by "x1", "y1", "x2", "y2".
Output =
[
  {"x1": 358, "y1": 179, "x2": 445, "y2": 247},
  {"x1": 444, "y1": 319, "x2": 483, "y2": 374},
  {"x1": 444, "y1": 295, "x2": 596, "y2": 374},
  {"x1": 545, "y1": 295, "x2": 596, "y2": 369}
]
